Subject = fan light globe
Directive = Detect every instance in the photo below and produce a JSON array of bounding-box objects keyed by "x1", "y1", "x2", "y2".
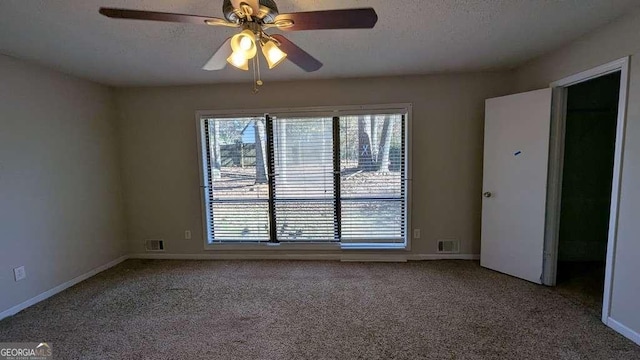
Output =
[
  {"x1": 262, "y1": 40, "x2": 287, "y2": 69},
  {"x1": 239, "y1": 37, "x2": 253, "y2": 51},
  {"x1": 230, "y1": 30, "x2": 257, "y2": 59},
  {"x1": 227, "y1": 51, "x2": 249, "y2": 71}
]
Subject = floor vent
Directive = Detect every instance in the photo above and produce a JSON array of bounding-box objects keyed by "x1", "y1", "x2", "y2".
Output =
[
  {"x1": 437, "y1": 239, "x2": 460, "y2": 253},
  {"x1": 145, "y1": 239, "x2": 165, "y2": 252}
]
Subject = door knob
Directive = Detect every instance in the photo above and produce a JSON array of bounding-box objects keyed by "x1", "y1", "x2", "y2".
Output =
[{"x1": 483, "y1": 192, "x2": 493, "y2": 198}]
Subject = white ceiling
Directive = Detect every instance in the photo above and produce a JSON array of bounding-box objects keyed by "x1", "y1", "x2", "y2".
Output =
[{"x1": 0, "y1": 0, "x2": 638, "y2": 87}]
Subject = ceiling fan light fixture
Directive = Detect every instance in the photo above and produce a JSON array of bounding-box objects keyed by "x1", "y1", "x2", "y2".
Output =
[
  {"x1": 99, "y1": 1, "x2": 379, "y2": 85},
  {"x1": 262, "y1": 40, "x2": 287, "y2": 69},
  {"x1": 227, "y1": 51, "x2": 249, "y2": 70},
  {"x1": 230, "y1": 29, "x2": 257, "y2": 59}
]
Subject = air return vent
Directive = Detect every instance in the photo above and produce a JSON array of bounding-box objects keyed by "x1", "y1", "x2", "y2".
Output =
[
  {"x1": 437, "y1": 239, "x2": 460, "y2": 254},
  {"x1": 145, "y1": 239, "x2": 165, "y2": 252}
]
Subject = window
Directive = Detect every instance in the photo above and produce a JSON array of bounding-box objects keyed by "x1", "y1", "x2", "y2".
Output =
[
  {"x1": 271, "y1": 116, "x2": 336, "y2": 242},
  {"x1": 340, "y1": 115, "x2": 405, "y2": 244},
  {"x1": 198, "y1": 106, "x2": 409, "y2": 248},
  {"x1": 201, "y1": 117, "x2": 270, "y2": 242}
]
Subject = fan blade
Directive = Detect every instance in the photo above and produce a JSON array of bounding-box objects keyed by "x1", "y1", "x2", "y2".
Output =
[
  {"x1": 203, "y1": 38, "x2": 233, "y2": 71},
  {"x1": 99, "y1": 8, "x2": 236, "y2": 27},
  {"x1": 230, "y1": 0, "x2": 260, "y2": 17},
  {"x1": 271, "y1": 34, "x2": 322, "y2": 72},
  {"x1": 274, "y1": 8, "x2": 378, "y2": 31}
]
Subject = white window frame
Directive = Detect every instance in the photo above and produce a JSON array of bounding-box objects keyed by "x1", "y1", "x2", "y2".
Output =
[{"x1": 195, "y1": 103, "x2": 412, "y2": 251}]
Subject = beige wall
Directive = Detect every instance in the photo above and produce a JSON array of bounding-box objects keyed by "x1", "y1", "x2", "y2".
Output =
[
  {"x1": 115, "y1": 73, "x2": 514, "y2": 257},
  {"x1": 516, "y1": 8, "x2": 640, "y2": 338},
  {"x1": 0, "y1": 55, "x2": 126, "y2": 313}
]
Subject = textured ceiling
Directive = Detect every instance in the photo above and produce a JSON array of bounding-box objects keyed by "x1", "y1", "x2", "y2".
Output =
[{"x1": 0, "y1": 0, "x2": 638, "y2": 86}]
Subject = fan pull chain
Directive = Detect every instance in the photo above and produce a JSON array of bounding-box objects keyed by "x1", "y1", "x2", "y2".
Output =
[
  {"x1": 252, "y1": 56, "x2": 258, "y2": 93},
  {"x1": 257, "y1": 50, "x2": 262, "y2": 86},
  {"x1": 252, "y1": 44, "x2": 263, "y2": 94}
]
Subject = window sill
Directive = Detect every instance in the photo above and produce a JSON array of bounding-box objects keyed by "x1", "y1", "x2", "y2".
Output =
[
  {"x1": 340, "y1": 243, "x2": 407, "y2": 250},
  {"x1": 203, "y1": 242, "x2": 408, "y2": 251},
  {"x1": 204, "y1": 243, "x2": 341, "y2": 251}
]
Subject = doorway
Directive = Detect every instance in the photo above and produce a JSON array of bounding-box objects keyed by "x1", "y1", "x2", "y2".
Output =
[
  {"x1": 554, "y1": 72, "x2": 621, "y2": 313},
  {"x1": 480, "y1": 58, "x2": 629, "y2": 335},
  {"x1": 544, "y1": 57, "x2": 630, "y2": 324}
]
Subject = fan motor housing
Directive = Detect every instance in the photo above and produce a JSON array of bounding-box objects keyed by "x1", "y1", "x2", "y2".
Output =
[{"x1": 223, "y1": 0, "x2": 279, "y2": 23}]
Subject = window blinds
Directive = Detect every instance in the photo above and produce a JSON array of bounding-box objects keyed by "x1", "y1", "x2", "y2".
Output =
[
  {"x1": 202, "y1": 117, "x2": 270, "y2": 243},
  {"x1": 339, "y1": 114, "x2": 406, "y2": 243},
  {"x1": 271, "y1": 116, "x2": 337, "y2": 242},
  {"x1": 201, "y1": 112, "x2": 407, "y2": 245}
]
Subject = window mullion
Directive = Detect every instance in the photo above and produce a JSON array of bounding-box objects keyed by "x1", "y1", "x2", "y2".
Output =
[
  {"x1": 265, "y1": 114, "x2": 278, "y2": 243},
  {"x1": 333, "y1": 116, "x2": 342, "y2": 242},
  {"x1": 402, "y1": 114, "x2": 407, "y2": 241},
  {"x1": 203, "y1": 119, "x2": 216, "y2": 241}
]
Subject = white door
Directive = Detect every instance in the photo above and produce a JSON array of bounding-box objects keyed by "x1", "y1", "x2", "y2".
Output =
[{"x1": 481, "y1": 89, "x2": 553, "y2": 284}]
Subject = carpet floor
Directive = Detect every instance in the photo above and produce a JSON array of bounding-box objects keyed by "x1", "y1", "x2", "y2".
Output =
[
  {"x1": 554, "y1": 261, "x2": 606, "y2": 314},
  {"x1": 0, "y1": 260, "x2": 638, "y2": 359}
]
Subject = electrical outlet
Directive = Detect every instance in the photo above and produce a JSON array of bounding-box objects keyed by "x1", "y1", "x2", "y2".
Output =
[
  {"x1": 184, "y1": 230, "x2": 192, "y2": 240},
  {"x1": 413, "y1": 229, "x2": 421, "y2": 239},
  {"x1": 14, "y1": 266, "x2": 26, "y2": 281}
]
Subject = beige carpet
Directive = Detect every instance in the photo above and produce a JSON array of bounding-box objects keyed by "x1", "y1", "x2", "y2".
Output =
[
  {"x1": 0, "y1": 260, "x2": 638, "y2": 359},
  {"x1": 554, "y1": 261, "x2": 606, "y2": 314}
]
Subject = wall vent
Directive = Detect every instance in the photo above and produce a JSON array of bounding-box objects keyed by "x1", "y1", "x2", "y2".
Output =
[
  {"x1": 437, "y1": 239, "x2": 460, "y2": 254},
  {"x1": 145, "y1": 239, "x2": 165, "y2": 252}
]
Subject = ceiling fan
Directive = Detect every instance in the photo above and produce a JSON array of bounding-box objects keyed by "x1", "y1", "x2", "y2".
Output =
[{"x1": 99, "y1": 0, "x2": 378, "y2": 89}]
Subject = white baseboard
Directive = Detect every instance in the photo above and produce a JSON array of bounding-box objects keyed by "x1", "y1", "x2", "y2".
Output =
[
  {"x1": 341, "y1": 254, "x2": 408, "y2": 262},
  {"x1": 130, "y1": 253, "x2": 480, "y2": 262},
  {"x1": 607, "y1": 317, "x2": 640, "y2": 346},
  {"x1": 0, "y1": 255, "x2": 128, "y2": 321},
  {"x1": 407, "y1": 254, "x2": 480, "y2": 261},
  {"x1": 130, "y1": 253, "x2": 342, "y2": 261}
]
